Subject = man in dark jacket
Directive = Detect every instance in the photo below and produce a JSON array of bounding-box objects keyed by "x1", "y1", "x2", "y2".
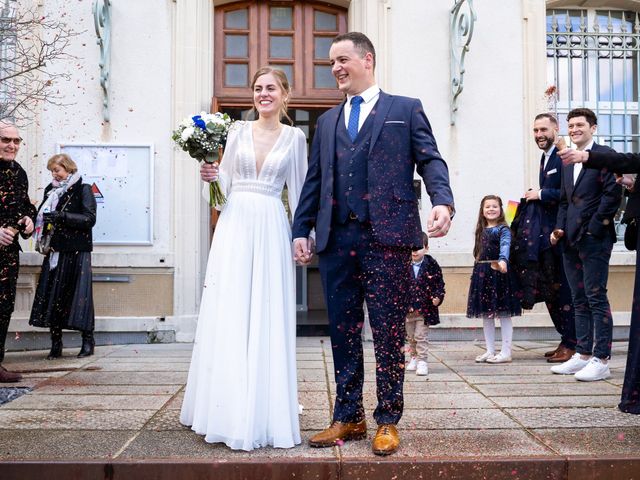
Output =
[
  {"x1": 0, "y1": 121, "x2": 36, "y2": 382},
  {"x1": 520, "y1": 113, "x2": 576, "y2": 362},
  {"x1": 550, "y1": 108, "x2": 622, "y2": 382}
]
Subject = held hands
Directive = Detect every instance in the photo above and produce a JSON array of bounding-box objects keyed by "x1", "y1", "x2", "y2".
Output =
[
  {"x1": 432, "y1": 297, "x2": 441, "y2": 307},
  {"x1": 558, "y1": 148, "x2": 588, "y2": 165},
  {"x1": 427, "y1": 205, "x2": 452, "y2": 238},
  {"x1": 200, "y1": 162, "x2": 219, "y2": 182},
  {"x1": 293, "y1": 237, "x2": 315, "y2": 265},
  {"x1": 550, "y1": 229, "x2": 564, "y2": 246}
]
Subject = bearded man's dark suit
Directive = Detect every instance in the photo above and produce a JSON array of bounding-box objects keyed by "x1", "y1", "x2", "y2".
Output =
[
  {"x1": 292, "y1": 91, "x2": 454, "y2": 425},
  {"x1": 555, "y1": 142, "x2": 622, "y2": 360},
  {"x1": 539, "y1": 147, "x2": 576, "y2": 350}
]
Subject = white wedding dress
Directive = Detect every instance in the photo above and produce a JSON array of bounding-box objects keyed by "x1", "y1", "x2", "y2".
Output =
[{"x1": 180, "y1": 121, "x2": 307, "y2": 451}]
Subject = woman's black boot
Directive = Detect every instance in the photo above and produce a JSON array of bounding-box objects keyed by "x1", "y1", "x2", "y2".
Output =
[
  {"x1": 47, "y1": 328, "x2": 63, "y2": 360},
  {"x1": 77, "y1": 331, "x2": 95, "y2": 358}
]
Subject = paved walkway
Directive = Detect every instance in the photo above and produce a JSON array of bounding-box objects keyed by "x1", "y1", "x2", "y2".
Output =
[{"x1": 1, "y1": 338, "x2": 640, "y2": 479}]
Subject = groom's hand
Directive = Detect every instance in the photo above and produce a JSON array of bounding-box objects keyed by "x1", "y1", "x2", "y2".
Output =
[
  {"x1": 427, "y1": 205, "x2": 452, "y2": 238},
  {"x1": 293, "y1": 237, "x2": 313, "y2": 265}
]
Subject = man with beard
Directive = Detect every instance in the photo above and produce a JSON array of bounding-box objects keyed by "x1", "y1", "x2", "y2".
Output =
[
  {"x1": 0, "y1": 121, "x2": 36, "y2": 382},
  {"x1": 521, "y1": 113, "x2": 576, "y2": 362}
]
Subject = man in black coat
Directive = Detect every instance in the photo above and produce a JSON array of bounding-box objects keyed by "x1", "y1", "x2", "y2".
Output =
[
  {"x1": 550, "y1": 108, "x2": 622, "y2": 382},
  {"x1": 0, "y1": 121, "x2": 36, "y2": 382},
  {"x1": 521, "y1": 113, "x2": 576, "y2": 362}
]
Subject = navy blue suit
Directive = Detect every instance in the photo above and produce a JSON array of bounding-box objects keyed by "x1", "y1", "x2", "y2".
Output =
[
  {"x1": 556, "y1": 142, "x2": 622, "y2": 359},
  {"x1": 292, "y1": 91, "x2": 453, "y2": 425},
  {"x1": 539, "y1": 148, "x2": 576, "y2": 349}
]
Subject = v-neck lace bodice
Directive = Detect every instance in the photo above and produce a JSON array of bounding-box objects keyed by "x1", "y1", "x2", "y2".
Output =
[{"x1": 213, "y1": 122, "x2": 307, "y2": 210}]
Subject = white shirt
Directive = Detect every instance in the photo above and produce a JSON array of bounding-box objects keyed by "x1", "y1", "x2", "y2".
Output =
[
  {"x1": 574, "y1": 140, "x2": 594, "y2": 185},
  {"x1": 538, "y1": 145, "x2": 556, "y2": 200},
  {"x1": 344, "y1": 85, "x2": 380, "y2": 131}
]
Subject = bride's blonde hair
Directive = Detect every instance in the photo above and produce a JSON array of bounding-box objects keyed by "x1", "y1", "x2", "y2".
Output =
[{"x1": 249, "y1": 67, "x2": 293, "y2": 125}]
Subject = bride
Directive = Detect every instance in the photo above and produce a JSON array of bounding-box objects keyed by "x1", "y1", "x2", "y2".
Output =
[{"x1": 180, "y1": 67, "x2": 308, "y2": 451}]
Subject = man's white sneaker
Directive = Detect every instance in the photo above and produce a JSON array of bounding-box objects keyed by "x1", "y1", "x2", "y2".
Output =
[
  {"x1": 574, "y1": 357, "x2": 611, "y2": 382},
  {"x1": 550, "y1": 353, "x2": 589, "y2": 374},
  {"x1": 475, "y1": 351, "x2": 496, "y2": 363},
  {"x1": 406, "y1": 357, "x2": 418, "y2": 371},
  {"x1": 416, "y1": 360, "x2": 429, "y2": 376}
]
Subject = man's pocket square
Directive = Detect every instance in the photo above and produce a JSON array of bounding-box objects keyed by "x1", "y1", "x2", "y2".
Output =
[
  {"x1": 384, "y1": 120, "x2": 406, "y2": 124},
  {"x1": 546, "y1": 168, "x2": 557, "y2": 175}
]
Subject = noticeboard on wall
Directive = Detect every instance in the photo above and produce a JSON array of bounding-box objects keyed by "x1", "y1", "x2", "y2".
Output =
[{"x1": 56, "y1": 143, "x2": 154, "y2": 245}]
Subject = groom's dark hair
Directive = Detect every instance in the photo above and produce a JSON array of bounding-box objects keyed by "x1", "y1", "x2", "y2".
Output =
[{"x1": 332, "y1": 32, "x2": 376, "y2": 70}]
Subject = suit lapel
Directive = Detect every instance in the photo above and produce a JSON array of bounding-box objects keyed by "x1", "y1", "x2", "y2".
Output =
[{"x1": 368, "y1": 91, "x2": 393, "y2": 157}]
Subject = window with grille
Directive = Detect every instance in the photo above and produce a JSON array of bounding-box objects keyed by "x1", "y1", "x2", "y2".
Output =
[
  {"x1": 546, "y1": 8, "x2": 640, "y2": 239},
  {"x1": 0, "y1": 0, "x2": 16, "y2": 120}
]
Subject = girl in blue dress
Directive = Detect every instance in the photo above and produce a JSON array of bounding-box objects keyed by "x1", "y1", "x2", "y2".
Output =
[{"x1": 467, "y1": 195, "x2": 521, "y2": 364}]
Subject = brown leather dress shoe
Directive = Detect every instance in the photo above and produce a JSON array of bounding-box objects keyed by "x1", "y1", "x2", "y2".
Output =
[
  {"x1": 372, "y1": 424, "x2": 400, "y2": 456},
  {"x1": 309, "y1": 420, "x2": 367, "y2": 447},
  {"x1": 544, "y1": 343, "x2": 561, "y2": 358},
  {"x1": 0, "y1": 365, "x2": 22, "y2": 383},
  {"x1": 547, "y1": 345, "x2": 575, "y2": 363}
]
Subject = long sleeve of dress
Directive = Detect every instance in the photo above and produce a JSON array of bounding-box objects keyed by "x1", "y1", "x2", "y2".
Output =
[
  {"x1": 498, "y1": 225, "x2": 512, "y2": 262},
  {"x1": 286, "y1": 128, "x2": 308, "y2": 222}
]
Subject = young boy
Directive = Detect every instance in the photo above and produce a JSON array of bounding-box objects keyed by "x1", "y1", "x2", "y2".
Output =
[{"x1": 406, "y1": 232, "x2": 445, "y2": 376}]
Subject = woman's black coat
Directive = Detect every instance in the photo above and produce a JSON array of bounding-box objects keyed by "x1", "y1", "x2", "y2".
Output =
[{"x1": 39, "y1": 179, "x2": 97, "y2": 252}]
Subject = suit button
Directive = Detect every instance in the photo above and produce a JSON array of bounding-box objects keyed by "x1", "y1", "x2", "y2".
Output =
[
  {"x1": 348, "y1": 186, "x2": 353, "y2": 191},
  {"x1": 349, "y1": 173, "x2": 353, "y2": 177},
  {"x1": 350, "y1": 147, "x2": 355, "y2": 151}
]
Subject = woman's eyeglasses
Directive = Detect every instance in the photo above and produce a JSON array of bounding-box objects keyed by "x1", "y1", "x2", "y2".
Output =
[{"x1": 0, "y1": 136, "x2": 23, "y2": 145}]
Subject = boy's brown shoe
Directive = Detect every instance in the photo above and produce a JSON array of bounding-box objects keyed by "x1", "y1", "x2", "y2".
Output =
[{"x1": 308, "y1": 420, "x2": 367, "y2": 447}]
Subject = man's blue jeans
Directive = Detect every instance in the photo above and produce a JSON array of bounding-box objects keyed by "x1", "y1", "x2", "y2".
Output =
[{"x1": 562, "y1": 234, "x2": 614, "y2": 359}]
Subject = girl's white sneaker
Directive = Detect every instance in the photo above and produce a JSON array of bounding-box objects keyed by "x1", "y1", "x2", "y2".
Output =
[
  {"x1": 486, "y1": 352, "x2": 512, "y2": 364},
  {"x1": 475, "y1": 351, "x2": 496, "y2": 363}
]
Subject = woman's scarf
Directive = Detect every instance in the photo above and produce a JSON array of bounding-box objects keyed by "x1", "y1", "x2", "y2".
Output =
[{"x1": 33, "y1": 172, "x2": 81, "y2": 267}]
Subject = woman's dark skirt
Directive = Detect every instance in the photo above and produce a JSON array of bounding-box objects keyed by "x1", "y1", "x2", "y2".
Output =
[{"x1": 29, "y1": 251, "x2": 94, "y2": 332}]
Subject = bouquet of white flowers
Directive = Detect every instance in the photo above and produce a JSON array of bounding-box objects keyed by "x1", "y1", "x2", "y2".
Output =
[{"x1": 172, "y1": 111, "x2": 234, "y2": 205}]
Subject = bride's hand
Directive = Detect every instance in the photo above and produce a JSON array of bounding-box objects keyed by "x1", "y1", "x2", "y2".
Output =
[
  {"x1": 293, "y1": 238, "x2": 313, "y2": 265},
  {"x1": 200, "y1": 162, "x2": 219, "y2": 182}
]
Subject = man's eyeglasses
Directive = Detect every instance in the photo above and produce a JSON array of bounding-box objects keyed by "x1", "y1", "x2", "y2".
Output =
[{"x1": 0, "y1": 137, "x2": 23, "y2": 145}]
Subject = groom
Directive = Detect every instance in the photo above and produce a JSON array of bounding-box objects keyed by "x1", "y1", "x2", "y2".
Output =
[{"x1": 292, "y1": 32, "x2": 454, "y2": 455}]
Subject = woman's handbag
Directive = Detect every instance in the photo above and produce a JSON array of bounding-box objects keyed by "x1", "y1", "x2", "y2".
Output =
[
  {"x1": 35, "y1": 223, "x2": 54, "y2": 255},
  {"x1": 35, "y1": 194, "x2": 73, "y2": 255},
  {"x1": 624, "y1": 218, "x2": 638, "y2": 251}
]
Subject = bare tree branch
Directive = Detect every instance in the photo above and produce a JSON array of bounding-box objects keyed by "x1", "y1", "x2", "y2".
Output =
[{"x1": 0, "y1": 2, "x2": 81, "y2": 126}]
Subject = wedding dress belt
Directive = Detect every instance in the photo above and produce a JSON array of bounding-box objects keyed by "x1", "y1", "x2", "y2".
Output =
[{"x1": 230, "y1": 181, "x2": 281, "y2": 198}]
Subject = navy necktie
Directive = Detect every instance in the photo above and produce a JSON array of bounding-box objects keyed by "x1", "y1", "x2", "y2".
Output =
[{"x1": 348, "y1": 96, "x2": 363, "y2": 142}]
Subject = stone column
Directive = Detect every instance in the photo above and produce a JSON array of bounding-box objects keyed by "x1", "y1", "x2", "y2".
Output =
[{"x1": 171, "y1": 0, "x2": 214, "y2": 341}]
